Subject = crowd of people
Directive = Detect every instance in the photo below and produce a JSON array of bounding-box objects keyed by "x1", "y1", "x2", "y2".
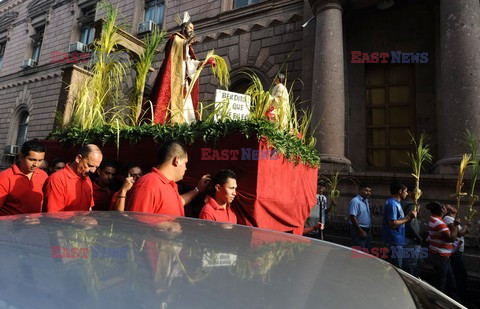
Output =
[
  {"x1": 0, "y1": 139, "x2": 238, "y2": 224},
  {"x1": 306, "y1": 181, "x2": 472, "y2": 306},
  {"x1": 1, "y1": 139, "x2": 473, "y2": 304}
]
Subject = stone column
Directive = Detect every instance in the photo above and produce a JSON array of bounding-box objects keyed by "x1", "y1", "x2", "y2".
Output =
[
  {"x1": 434, "y1": 0, "x2": 480, "y2": 174},
  {"x1": 308, "y1": 0, "x2": 351, "y2": 171}
]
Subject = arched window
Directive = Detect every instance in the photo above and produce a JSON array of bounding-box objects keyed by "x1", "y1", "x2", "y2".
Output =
[
  {"x1": 230, "y1": 67, "x2": 270, "y2": 94},
  {"x1": 3, "y1": 108, "x2": 29, "y2": 165},
  {"x1": 15, "y1": 110, "x2": 29, "y2": 146}
]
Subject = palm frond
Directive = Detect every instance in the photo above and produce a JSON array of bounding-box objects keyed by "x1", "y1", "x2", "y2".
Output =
[
  {"x1": 465, "y1": 129, "x2": 479, "y2": 219},
  {"x1": 452, "y1": 154, "x2": 471, "y2": 209},
  {"x1": 183, "y1": 50, "x2": 230, "y2": 115},
  {"x1": 132, "y1": 27, "x2": 166, "y2": 125},
  {"x1": 405, "y1": 132, "x2": 432, "y2": 208}
]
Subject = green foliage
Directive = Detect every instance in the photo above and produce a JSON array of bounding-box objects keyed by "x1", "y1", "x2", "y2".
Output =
[
  {"x1": 69, "y1": 1, "x2": 130, "y2": 130},
  {"x1": 51, "y1": 119, "x2": 320, "y2": 167},
  {"x1": 244, "y1": 72, "x2": 271, "y2": 120},
  {"x1": 133, "y1": 27, "x2": 166, "y2": 125},
  {"x1": 184, "y1": 50, "x2": 230, "y2": 114},
  {"x1": 209, "y1": 53, "x2": 230, "y2": 88},
  {"x1": 320, "y1": 169, "x2": 356, "y2": 215},
  {"x1": 405, "y1": 132, "x2": 432, "y2": 208}
]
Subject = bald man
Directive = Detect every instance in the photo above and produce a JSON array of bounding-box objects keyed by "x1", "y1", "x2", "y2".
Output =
[
  {"x1": 127, "y1": 140, "x2": 210, "y2": 216},
  {"x1": 44, "y1": 144, "x2": 103, "y2": 212}
]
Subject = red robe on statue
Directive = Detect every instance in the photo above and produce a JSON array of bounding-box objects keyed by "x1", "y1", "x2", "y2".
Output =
[{"x1": 148, "y1": 32, "x2": 200, "y2": 124}]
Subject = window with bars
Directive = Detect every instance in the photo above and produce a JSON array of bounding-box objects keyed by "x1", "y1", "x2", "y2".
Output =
[
  {"x1": 144, "y1": 0, "x2": 164, "y2": 25},
  {"x1": 78, "y1": 5, "x2": 96, "y2": 45},
  {"x1": 365, "y1": 64, "x2": 415, "y2": 170},
  {"x1": 0, "y1": 40, "x2": 5, "y2": 70},
  {"x1": 16, "y1": 111, "x2": 29, "y2": 146},
  {"x1": 31, "y1": 26, "x2": 44, "y2": 63}
]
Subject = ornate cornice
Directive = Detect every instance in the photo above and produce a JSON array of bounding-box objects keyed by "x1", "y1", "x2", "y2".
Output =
[
  {"x1": 0, "y1": 71, "x2": 62, "y2": 90},
  {"x1": 0, "y1": 0, "x2": 28, "y2": 14},
  {"x1": 0, "y1": 10, "x2": 18, "y2": 32},
  {"x1": 194, "y1": 11, "x2": 303, "y2": 44},
  {"x1": 308, "y1": 0, "x2": 345, "y2": 15},
  {"x1": 27, "y1": 0, "x2": 56, "y2": 18}
]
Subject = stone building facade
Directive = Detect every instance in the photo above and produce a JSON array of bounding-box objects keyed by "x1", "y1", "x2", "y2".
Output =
[{"x1": 0, "y1": 0, "x2": 479, "y2": 283}]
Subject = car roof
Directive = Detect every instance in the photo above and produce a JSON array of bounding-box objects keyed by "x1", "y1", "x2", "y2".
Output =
[{"x1": 0, "y1": 212, "x2": 425, "y2": 308}]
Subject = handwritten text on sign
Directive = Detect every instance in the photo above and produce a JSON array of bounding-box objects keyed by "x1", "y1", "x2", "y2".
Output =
[{"x1": 215, "y1": 89, "x2": 251, "y2": 121}]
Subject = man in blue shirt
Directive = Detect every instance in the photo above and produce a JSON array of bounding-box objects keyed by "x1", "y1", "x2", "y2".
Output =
[
  {"x1": 382, "y1": 180, "x2": 417, "y2": 268},
  {"x1": 349, "y1": 184, "x2": 372, "y2": 250}
]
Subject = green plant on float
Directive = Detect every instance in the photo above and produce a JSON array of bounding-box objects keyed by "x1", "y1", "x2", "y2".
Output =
[
  {"x1": 199, "y1": 99, "x2": 232, "y2": 123},
  {"x1": 51, "y1": 119, "x2": 320, "y2": 167},
  {"x1": 183, "y1": 50, "x2": 230, "y2": 118},
  {"x1": 132, "y1": 27, "x2": 166, "y2": 126},
  {"x1": 244, "y1": 71, "x2": 271, "y2": 120},
  {"x1": 69, "y1": 1, "x2": 131, "y2": 130}
]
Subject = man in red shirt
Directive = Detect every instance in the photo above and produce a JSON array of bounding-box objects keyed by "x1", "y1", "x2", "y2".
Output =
[
  {"x1": 199, "y1": 169, "x2": 238, "y2": 224},
  {"x1": 0, "y1": 140, "x2": 48, "y2": 215},
  {"x1": 44, "y1": 144, "x2": 103, "y2": 212},
  {"x1": 92, "y1": 160, "x2": 117, "y2": 211},
  {"x1": 127, "y1": 140, "x2": 210, "y2": 216}
]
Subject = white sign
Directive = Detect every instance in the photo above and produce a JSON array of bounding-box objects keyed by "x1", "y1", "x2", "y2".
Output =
[
  {"x1": 202, "y1": 252, "x2": 237, "y2": 267},
  {"x1": 214, "y1": 89, "x2": 251, "y2": 121}
]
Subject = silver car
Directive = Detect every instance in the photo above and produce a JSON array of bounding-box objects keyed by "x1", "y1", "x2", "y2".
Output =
[{"x1": 0, "y1": 212, "x2": 465, "y2": 308}]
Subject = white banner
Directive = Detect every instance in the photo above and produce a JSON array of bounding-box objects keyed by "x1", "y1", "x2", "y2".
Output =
[{"x1": 214, "y1": 89, "x2": 251, "y2": 121}]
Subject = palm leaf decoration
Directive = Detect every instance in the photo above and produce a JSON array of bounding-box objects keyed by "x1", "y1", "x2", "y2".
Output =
[
  {"x1": 183, "y1": 50, "x2": 230, "y2": 122},
  {"x1": 244, "y1": 72, "x2": 272, "y2": 120},
  {"x1": 70, "y1": 1, "x2": 130, "y2": 130},
  {"x1": 320, "y1": 169, "x2": 356, "y2": 215},
  {"x1": 132, "y1": 27, "x2": 166, "y2": 125},
  {"x1": 465, "y1": 129, "x2": 479, "y2": 220},
  {"x1": 451, "y1": 154, "x2": 471, "y2": 210},
  {"x1": 406, "y1": 132, "x2": 432, "y2": 210}
]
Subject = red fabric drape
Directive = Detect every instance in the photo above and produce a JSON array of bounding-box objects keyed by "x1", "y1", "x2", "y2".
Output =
[{"x1": 43, "y1": 135, "x2": 317, "y2": 235}]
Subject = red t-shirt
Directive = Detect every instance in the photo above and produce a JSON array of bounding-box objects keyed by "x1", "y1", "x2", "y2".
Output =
[
  {"x1": 92, "y1": 182, "x2": 113, "y2": 211},
  {"x1": 199, "y1": 196, "x2": 237, "y2": 224},
  {"x1": 43, "y1": 164, "x2": 94, "y2": 212},
  {"x1": 0, "y1": 164, "x2": 48, "y2": 215},
  {"x1": 110, "y1": 190, "x2": 132, "y2": 211},
  {"x1": 126, "y1": 168, "x2": 184, "y2": 216}
]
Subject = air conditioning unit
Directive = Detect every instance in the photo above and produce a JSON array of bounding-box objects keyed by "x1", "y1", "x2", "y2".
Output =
[
  {"x1": 4, "y1": 145, "x2": 19, "y2": 155},
  {"x1": 138, "y1": 20, "x2": 156, "y2": 34},
  {"x1": 68, "y1": 41, "x2": 89, "y2": 53},
  {"x1": 21, "y1": 58, "x2": 37, "y2": 68}
]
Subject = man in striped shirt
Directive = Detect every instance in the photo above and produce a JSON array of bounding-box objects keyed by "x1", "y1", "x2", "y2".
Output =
[{"x1": 426, "y1": 201, "x2": 459, "y2": 297}]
